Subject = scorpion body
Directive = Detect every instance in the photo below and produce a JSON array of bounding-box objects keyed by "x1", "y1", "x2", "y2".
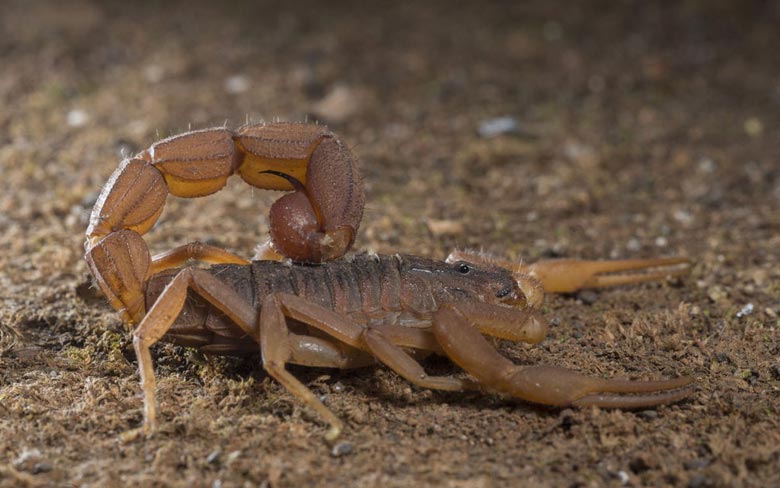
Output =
[
  {"x1": 148, "y1": 253, "x2": 529, "y2": 355},
  {"x1": 85, "y1": 123, "x2": 694, "y2": 440}
]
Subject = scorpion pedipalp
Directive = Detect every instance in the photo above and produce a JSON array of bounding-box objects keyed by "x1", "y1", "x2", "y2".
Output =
[{"x1": 431, "y1": 303, "x2": 694, "y2": 410}]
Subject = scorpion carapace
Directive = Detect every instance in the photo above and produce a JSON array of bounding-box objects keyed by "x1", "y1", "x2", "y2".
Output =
[{"x1": 85, "y1": 123, "x2": 693, "y2": 440}]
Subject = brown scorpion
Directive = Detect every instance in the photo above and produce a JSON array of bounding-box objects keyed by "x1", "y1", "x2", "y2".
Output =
[{"x1": 85, "y1": 122, "x2": 693, "y2": 440}]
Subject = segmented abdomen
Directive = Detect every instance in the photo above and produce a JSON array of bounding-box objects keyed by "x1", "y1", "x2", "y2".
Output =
[{"x1": 252, "y1": 255, "x2": 404, "y2": 318}]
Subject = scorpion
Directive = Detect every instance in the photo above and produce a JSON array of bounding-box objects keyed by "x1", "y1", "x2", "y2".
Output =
[{"x1": 85, "y1": 122, "x2": 694, "y2": 440}]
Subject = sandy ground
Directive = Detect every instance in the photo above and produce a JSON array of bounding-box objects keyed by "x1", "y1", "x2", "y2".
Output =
[{"x1": 1, "y1": 1, "x2": 779, "y2": 486}]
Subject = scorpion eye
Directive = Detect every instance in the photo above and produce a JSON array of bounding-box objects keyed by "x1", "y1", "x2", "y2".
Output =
[{"x1": 455, "y1": 262, "x2": 471, "y2": 274}]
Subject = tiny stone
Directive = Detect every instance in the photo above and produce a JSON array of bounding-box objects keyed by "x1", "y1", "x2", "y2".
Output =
[
  {"x1": 736, "y1": 303, "x2": 754, "y2": 318},
  {"x1": 206, "y1": 450, "x2": 221, "y2": 465},
  {"x1": 616, "y1": 470, "x2": 630, "y2": 485},
  {"x1": 66, "y1": 109, "x2": 89, "y2": 127},
  {"x1": 627, "y1": 237, "x2": 642, "y2": 252},
  {"x1": 638, "y1": 410, "x2": 658, "y2": 420},
  {"x1": 426, "y1": 219, "x2": 464, "y2": 236},
  {"x1": 477, "y1": 116, "x2": 519, "y2": 138},
  {"x1": 310, "y1": 84, "x2": 359, "y2": 123},
  {"x1": 673, "y1": 209, "x2": 693, "y2": 224},
  {"x1": 224, "y1": 75, "x2": 250, "y2": 94},
  {"x1": 629, "y1": 456, "x2": 650, "y2": 473},
  {"x1": 769, "y1": 364, "x2": 780, "y2": 380},
  {"x1": 144, "y1": 64, "x2": 164, "y2": 83},
  {"x1": 697, "y1": 157, "x2": 716, "y2": 173},
  {"x1": 331, "y1": 442, "x2": 353, "y2": 457},
  {"x1": 225, "y1": 450, "x2": 241, "y2": 466},
  {"x1": 715, "y1": 352, "x2": 730, "y2": 364},
  {"x1": 683, "y1": 458, "x2": 711, "y2": 470},
  {"x1": 577, "y1": 290, "x2": 598, "y2": 305},
  {"x1": 33, "y1": 462, "x2": 53, "y2": 474},
  {"x1": 13, "y1": 449, "x2": 48, "y2": 474},
  {"x1": 655, "y1": 236, "x2": 668, "y2": 247},
  {"x1": 744, "y1": 117, "x2": 763, "y2": 137},
  {"x1": 707, "y1": 286, "x2": 727, "y2": 303}
]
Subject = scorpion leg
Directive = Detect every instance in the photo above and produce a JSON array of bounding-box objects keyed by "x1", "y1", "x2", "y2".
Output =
[
  {"x1": 259, "y1": 293, "x2": 368, "y2": 440},
  {"x1": 432, "y1": 303, "x2": 694, "y2": 409},
  {"x1": 362, "y1": 327, "x2": 480, "y2": 392},
  {"x1": 150, "y1": 241, "x2": 249, "y2": 274},
  {"x1": 258, "y1": 293, "x2": 480, "y2": 438},
  {"x1": 130, "y1": 268, "x2": 257, "y2": 437}
]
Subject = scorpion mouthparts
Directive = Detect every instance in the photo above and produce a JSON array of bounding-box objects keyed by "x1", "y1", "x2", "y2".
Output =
[{"x1": 495, "y1": 286, "x2": 513, "y2": 299}]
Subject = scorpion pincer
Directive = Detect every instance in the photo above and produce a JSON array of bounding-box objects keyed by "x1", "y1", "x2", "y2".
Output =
[{"x1": 84, "y1": 123, "x2": 693, "y2": 440}]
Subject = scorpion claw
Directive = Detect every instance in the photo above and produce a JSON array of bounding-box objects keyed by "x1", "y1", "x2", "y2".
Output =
[
  {"x1": 523, "y1": 257, "x2": 691, "y2": 294},
  {"x1": 570, "y1": 381, "x2": 696, "y2": 409},
  {"x1": 505, "y1": 365, "x2": 695, "y2": 409}
]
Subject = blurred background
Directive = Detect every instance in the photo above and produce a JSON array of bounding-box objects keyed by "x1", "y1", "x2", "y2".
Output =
[{"x1": 1, "y1": 1, "x2": 778, "y2": 486}]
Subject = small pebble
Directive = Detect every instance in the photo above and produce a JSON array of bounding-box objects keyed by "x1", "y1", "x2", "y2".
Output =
[
  {"x1": 224, "y1": 450, "x2": 241, "y2": 467},
  {"x1": 629, "y1": 456, "x2": 650, "y2": 473},
  {"x1": 577, "y1": 290, "x2": 598, "y2": 305},
  {"x1": 616, "y1": 470, "x2": 630, "y2": 485},
  {"x1": 331, "y1": 441, "x2": 353, "y2": 457},
  {"x1": 33, "y1": 462, "x2": 53, "y2": 474},
  {"x1": 426, "y1": 219, "x2": 464, "y2": 236},
  {"x1": 66, "y1": 109, "x2": 89, "y2": 128},
  {"x1": 697, "y1": 157, "x2": 716, "y2": 173},
  {"x1": 744, "y1": 117, "x2": 763, "y2": 137},
  {"x1": 637, "y1": 410, "x2": 658, "y2": 420},
  {"x1": 707, "y1": 286, "x2": 727, "y2": 303},
  {"x1": 683, "y1": 458, "x2": 711, "y2": 470},
  {"x1": 477, "y1": 116, "x2": 519, "y2": 138},
  {"x1": 13, "y1": 448, "x2": 51, "y2": 474},
  {"x1": 206, "y1": 449, "x2": 221, "y2": 465},
  {"x1": 144, "y1": 64, "x2": 164, "y2": 83},
  {"x1": 769, "y1": 364, "x2": 780, "y2": 380},
  {"x1": 224, "y1": 74, "x2": 250, "y2": 94},
  {"x1": 673, "y1": 209, "x2": 693, "y2": 224},
  {"x1": 310, "y1": 84, "x2": 359, "y2": 123},
  {"x1": 736, "y1": 303, "x2": 754, "y2": 318}
]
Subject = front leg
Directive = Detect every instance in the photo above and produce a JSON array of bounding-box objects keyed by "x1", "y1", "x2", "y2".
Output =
[{"x1": 432, "y1": 302, "x2": 694, "y2": 409}]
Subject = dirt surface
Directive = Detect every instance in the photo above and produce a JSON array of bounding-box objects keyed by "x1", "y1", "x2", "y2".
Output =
[{"x1": 1, "y1": 1, "x2": 779, "y2": 486}]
